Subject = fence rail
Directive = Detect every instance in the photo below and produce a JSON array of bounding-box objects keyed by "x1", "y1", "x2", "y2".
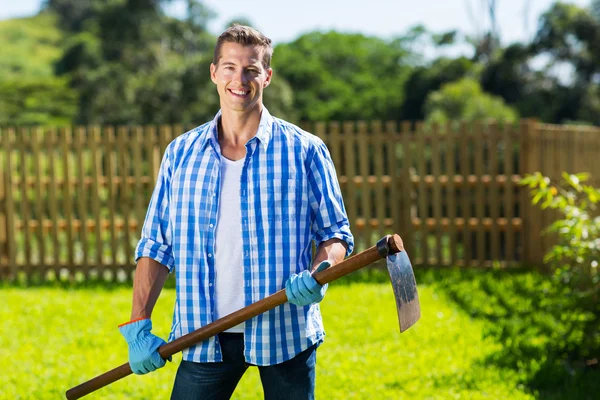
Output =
[{"x1": 1, "y1": 120, "x2": 599, "y2": 282}]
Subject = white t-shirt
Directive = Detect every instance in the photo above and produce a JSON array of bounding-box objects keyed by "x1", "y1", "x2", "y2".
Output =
[{"x1": 214, "y1": 156, "x2": 246, "y2": 333}]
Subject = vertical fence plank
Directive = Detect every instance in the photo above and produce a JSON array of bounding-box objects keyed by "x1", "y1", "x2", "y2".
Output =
[
  {"x1": 385, "y1": 121, "x2": 401, "y2": 243},
  {"x1": 75, "y1": 127, "x2": 89, "y2": 276},
  {"x1": 118, "y1": 126, "x2": 132, "y2": 271},
  {"x1": 539, "y1": 125, "x2": 550, "y2": 259},
  {"x1": 399, "y1": 121, "x2": 413, "y2": 253},
  {"x1": 326, "y1": 122, "x2": 340, "y2": 173},
  {"x1": 503, "y1": 124, "x2": 515, "y2": 264},
  {"x1": 46, "y1": 129, "x2": 60, "y2": 272},
  {"x1": 445, "y1": 122, "x2": 457, "y2": 265},
  {"x1": 159, "y1": 125, "x2": 171, "y2": 156},
  {"x1": 0, "y1": 129, "x2": 6, "y2": 276},
  {"x1": 17, "y1": 128, "x2": 32, "y2": 277},
  {"x1": 519, "y1": 119, "x2": 540, "y2": 265},
  {"x1": 104, "y1": 126, "x2": 118, "y2": 270},
  {"x1": 146, "y1": 126, "x2": 158, "y2": 186},
  {"x1": 90, "y1": 126, "x2": 103, "y2": 270},
  {"x1": 60, "y1": 127, "x2": 75, "y2": 271},
  {"x1": 340, "y1": 122, "x2": 354, "y2": 245},
  {"x1": 460, "y1": 122, "x2": 472, "y2": 266},
  {"x1": 489, "y1": 123, "x2": 500, "y2": 263},
  {"x1": 3, "y1": 129, "x2": 16, "y2": 277},
  {"x1": 31, "y1": 127, "x2": 46, "y2": 277},
  {"x1": 332, "y1": 126, "x2": 344, "y2": 177},
  {"x1": 133, "y1": 127, "x2": 144, "y2": 242},
  {"x1": 371, "y1": 121, "x2": 385, "y2": 239},
  {"x1": 592, "y1": 129, "x2": 597, "y2": 184},
  {"x1": 342, "y1": 122, "x2": 358, "y2": 247},
  {"x1": 431, "y1": 124, "x2": 443, "y2": 264},
  {"x1": 328, "y1": 122, "x2": 341, "y2": 171},
  {"x1": 357, "y1": 121, "x2": 372, "y2": 245},
  {"x1": 415, "y1": 122, "x2": 428, "y2": 265},
  {"x1": 592, "y1": 128, "x2": 600, "y2": 187},
  {"x1": 474, "y1": 122, "x2": 486, "y2": 266},
  {"x1": 548, "y1": 126, "x2": 562, "y2": 256}
]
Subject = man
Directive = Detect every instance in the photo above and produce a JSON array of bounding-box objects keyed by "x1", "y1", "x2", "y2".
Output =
[{"x1": 118, "y1": 25, "x2": 353, "y2": 400}]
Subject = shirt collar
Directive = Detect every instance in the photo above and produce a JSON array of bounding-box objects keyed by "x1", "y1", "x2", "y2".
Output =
[{"x1": 200, "y1": 107, "x2": 273, "y2": 152}]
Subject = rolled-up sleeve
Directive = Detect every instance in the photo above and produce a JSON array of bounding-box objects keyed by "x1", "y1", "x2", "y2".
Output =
[
  {"x1": 307, "y1": 140, "x2": 354, "y2": 256},
  {"x1": 135, "y1": 146, "x2": 175, "y2": 271}
]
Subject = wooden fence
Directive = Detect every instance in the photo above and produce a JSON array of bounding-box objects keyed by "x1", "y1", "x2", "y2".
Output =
[{"x1": 0, "y1": 120, "x2": 599, "y2": 282}]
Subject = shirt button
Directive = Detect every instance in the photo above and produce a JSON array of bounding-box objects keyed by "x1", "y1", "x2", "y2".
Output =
[
  {"x1": 209, "y1": 283, "x2": 213, "y2": 287},
  {"x1": 209, "y1": 223, "x2": 214, "y2": 228},
  {"x1": 208, "y1": 253, "x2": 212, "y2": 258}
]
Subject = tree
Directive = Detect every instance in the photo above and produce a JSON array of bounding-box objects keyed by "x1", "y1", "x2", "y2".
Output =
[
  {"x1": 42, "y1": 0, "x2": 99, "y2": 32},
  {"x1": 529, "y1": 1, "x2": 600, "y2": 124},
  {"x1": 401, "y1": 57, "x2": 475, "y2": 121},
  {"x1": 51, "y1": 0, "x2": 221, "y2": 124},
  {"x1": 424, "y1": 77, "x2": 518, "y2": 123},
  {"x1": 0, "y1": 13, "x2": 77, "y2": 125},
  {"x1": 273, "y1": 31, "x2": 413, "y2": 122},
  {"x1": 0, "y1": 77, "x2": 77, "y2": 126}
]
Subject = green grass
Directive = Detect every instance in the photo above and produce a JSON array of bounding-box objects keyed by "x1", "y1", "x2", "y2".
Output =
[{"x1": 1, "y1": 272, "x2": 538, "y2": 400}]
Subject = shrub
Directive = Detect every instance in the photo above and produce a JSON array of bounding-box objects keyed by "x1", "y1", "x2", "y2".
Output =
[{"x1": 520, "y1": 172, "x2": 599, "y2": 362}]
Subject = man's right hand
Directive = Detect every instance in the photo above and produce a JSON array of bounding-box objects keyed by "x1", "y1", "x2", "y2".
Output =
[{"x1": 118, "y1": 318, "x2": 171, "y2": 375}]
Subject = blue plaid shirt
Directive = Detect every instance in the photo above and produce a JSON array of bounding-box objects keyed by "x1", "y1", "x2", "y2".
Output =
[{"x1": 136, "y1": 108, "x2": 354, "y2": 366}]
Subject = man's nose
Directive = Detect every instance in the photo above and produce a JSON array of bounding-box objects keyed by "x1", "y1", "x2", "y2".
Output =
[{"x1": 232, "y1": 69, "x2": 247, "y2": 84}]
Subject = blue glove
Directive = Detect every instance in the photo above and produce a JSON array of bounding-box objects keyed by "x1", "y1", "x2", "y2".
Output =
[
  {"x1": 118, "y1": 318, "x2": 171, "y2": 375},
  {"x1": 285, "y1": 261, "x2": 331, "y2": 306}
]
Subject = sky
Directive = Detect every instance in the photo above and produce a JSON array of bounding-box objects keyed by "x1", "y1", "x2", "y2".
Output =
[{"x1": 0, "y1": 0, "x2": 592, "y2": 47}]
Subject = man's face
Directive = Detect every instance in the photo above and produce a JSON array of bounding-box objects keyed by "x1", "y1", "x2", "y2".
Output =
[{"x1": 210, "y1": 42, "x2": 272, "y2": 113}]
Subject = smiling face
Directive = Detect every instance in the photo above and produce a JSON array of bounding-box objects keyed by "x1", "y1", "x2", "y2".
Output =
[{"x1": 210, "y1": 42, "x2": 273, "y2": 114}]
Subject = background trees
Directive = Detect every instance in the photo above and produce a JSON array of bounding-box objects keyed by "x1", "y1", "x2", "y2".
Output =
[{"x1": 1, "y1": 0, "x2": 600, "y2": 126}]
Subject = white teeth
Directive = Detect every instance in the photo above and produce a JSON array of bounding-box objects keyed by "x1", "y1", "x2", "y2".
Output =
[{"x1": 231, "y1": 89, "x2": 248, "y2": 96}]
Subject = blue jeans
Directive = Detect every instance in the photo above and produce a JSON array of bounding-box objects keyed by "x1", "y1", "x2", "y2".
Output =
[{"x1": 171, "y1": 333, "x2": 317, "y2": 400}]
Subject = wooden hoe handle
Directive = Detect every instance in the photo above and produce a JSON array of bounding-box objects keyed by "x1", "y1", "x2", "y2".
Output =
[{"x1": 65, "y1": 234, "x2": 403, "y2": 399}]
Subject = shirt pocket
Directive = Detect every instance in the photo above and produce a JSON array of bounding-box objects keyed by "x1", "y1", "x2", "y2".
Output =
[{"x1": 267, "y1": 179, "x2": 297, "y2": 222}]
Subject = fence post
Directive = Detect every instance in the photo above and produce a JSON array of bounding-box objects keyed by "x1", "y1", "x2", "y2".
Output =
[{"x1": 519, "y1": 118, "x2": 543, "y2": 266}]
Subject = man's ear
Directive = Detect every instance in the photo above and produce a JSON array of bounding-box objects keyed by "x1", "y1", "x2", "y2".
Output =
[
  {"x1": 263, "y1": 68, "x2": 273, "y2": 88},
  {"x1": 210, "y1": 63, "x2": 217, "y2": 84}
]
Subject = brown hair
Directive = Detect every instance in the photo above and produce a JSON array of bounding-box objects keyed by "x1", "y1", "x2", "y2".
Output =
[{"x1": 213, "y1": 24, "x2": 273, "y2": 69}]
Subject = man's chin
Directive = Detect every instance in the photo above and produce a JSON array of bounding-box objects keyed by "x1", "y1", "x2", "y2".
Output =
[{"x1": 223, "y1": 100, "x2": 261, "y2": 113}]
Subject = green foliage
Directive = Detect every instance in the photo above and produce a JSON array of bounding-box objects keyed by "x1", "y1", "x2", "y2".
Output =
[
  {"x1": 517, "y1": 172, "x2": 600, "y2": 390},
  {"x1": 273, "y1": 31, "x2": 413, "y2": 121},
  {"x1": 45, "y1": 0, "x2": 224, "y2": 125},
  {"x1": 0, "y1": 13, "x2": 64, "y2": 79},
  {"x1": 400, "y1": 56, "x2": 475, "y2": 121},
  {"x1": 1, "y1": 281, "x2": 535, "y2": 399},
  {"x1": 424, "y1": 77, "x2": 519, "y2": 123},
  {"x1": 528, "y1": 2, "x2": 600, "y2": 124},
  {"x1": 520, "y1": 172, "x2": 600, "y2": 294},
  {"x1": 420, "y1": 268, "x2": 600, "y2": 399},
  {"x1": 0, "y1": 77, "x2": 77, "y2": 126},
  {"x1": 4, "y1": 0, "x2": 600, "y2": 126},
  {"x1": 0, "y1": 13, "x2": 78, "y2": 125}
]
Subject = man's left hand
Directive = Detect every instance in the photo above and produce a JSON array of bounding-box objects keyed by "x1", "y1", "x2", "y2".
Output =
[{"x1": 285, "y1": 261, "x2": 331, "y2": 306}]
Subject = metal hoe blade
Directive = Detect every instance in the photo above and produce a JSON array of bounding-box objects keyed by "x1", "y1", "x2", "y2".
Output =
[{"x1": 385, "y1": 250, "x2": 421, "y2": 332}]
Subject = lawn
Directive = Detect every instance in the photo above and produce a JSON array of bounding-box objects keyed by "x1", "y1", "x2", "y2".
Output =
[{"x1": 1, "y1": 267, "x2": 596, "y2": 399}]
